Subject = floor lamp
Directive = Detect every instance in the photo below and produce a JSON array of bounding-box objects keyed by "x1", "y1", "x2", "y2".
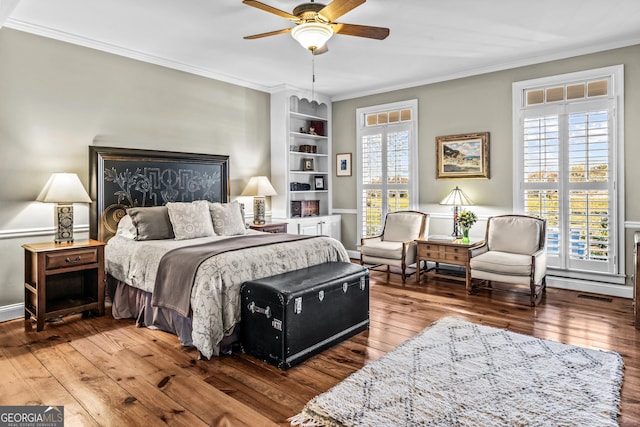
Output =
[{"x1": 440, "y1": 186, "x2": 473, "y2": 238}]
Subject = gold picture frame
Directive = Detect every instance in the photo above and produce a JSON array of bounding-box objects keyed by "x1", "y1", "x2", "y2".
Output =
[{"x1": 436, "y1": 132, "x2": 490, "y2": 179}]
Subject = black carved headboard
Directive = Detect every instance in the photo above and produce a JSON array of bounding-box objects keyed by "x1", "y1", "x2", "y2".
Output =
[{"x1": 89, "y1": 146, "x2": 230, "y2": 242}]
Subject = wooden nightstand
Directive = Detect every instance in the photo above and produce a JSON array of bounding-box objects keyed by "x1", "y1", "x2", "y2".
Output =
[
  {"x1": 23, "y1": 239, "x2": 106, "y2": 331},
  {"x1": 249, "y1": 222, "x2": 288, "y2": 234}
]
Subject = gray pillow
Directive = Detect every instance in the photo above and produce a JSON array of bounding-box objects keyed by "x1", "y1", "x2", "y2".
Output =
[
  {"x1": 127, "y1": 206, "x2": 175, "y2": 240},
  {"x1": 167, "y1": 200, "x2": 216, "y2": 240},
  {"x1": 209, "y1": 201, "x2": 247, "y2": 236}
]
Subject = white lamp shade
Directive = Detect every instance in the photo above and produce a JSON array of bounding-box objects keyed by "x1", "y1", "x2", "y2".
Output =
[
  {"x1": 36, "y1": 173, "x2": 92, "y2": 204},
  {"x1": 440, "y1": 186, "x2": 473, "y2": 206},
  {"x1": 291, "y1": 22, "x2": 333, "y2": 51},
  {"x1": 241, "y1": 176, "x2": 277, "y2": 197}
]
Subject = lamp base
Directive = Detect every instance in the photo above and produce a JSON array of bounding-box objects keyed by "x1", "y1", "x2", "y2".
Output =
[
  {"x1": 253, "y1": 196, "x2": 266, "y2": 225},
  {"x1": 451, "y1": 205, "x2": 462, "y2": 239},
  {"x1": 55, "y1": 203, "x2": 75, "y2": 243}
]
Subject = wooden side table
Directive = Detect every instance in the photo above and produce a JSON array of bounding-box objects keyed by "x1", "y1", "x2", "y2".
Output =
[
  {"x1": 249, "y1": 222, "x2": 288, "y2": 234},
  {"x1": 23, "y1": 239, "x2": 106, "y2": 331},
  {"x1": 415, "y1": 238, "x2": 483, "y2": 289}
]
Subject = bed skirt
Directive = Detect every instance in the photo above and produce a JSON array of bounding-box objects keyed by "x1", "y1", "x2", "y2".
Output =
[{"x1": 107, "y1": 275, "x2": 240, "y2": 355}]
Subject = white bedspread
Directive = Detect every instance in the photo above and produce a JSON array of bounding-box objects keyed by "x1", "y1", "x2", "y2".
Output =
[{"x1": 105, "y1": 231, "x2": 350, "y2": 358}]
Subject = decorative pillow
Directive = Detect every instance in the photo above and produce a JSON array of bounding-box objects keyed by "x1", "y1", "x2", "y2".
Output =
[
  {"x1": 209, "y1": 201, "x2": 247, "y2": 236},
  {"x1": 167, "y1": 200, "x2": 215, "y2": 240},
  {"x1": 127, "y1": 206, "x2": 175, "y2": 240},
  {"x1": 115, "y1": 214, "x2": 137, "y2": 239}
]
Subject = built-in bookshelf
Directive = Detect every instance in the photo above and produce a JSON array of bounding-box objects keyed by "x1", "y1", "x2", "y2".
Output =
[{"x1": 270, "y1": 86, "x2": 340, "y2": 240}]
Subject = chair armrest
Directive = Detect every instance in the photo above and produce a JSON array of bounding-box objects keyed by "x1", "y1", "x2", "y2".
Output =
[
  {"x1": 532, "y1": 248, "x2": 547, "y2": 282},
  {"x1": 361, "y1": 236, "x2": 382, "y2": 245},
  {"x1": 401, "y1": 240, "x2": 417, "y2": 254},
  {"x1": 468, "y1": 243, "x2": 489, "y2": 258},
  {"x1": 531, "y1": 247, "x2": 546, "y2": 258}
]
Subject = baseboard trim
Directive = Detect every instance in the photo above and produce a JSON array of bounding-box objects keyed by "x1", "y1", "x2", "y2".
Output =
[
  {"x1": 546, "y1": 276, "x2": 633, "y2": 298},
  {"x1": 0, "y1": 303, "x2": 23, "y2": 322}
]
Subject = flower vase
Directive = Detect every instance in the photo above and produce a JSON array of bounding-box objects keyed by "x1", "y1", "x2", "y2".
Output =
[{"x1": 462, "y1": 227, "x2": 470, "y2": 243}]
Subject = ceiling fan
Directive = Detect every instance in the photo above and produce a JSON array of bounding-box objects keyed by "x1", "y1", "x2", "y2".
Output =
[{"x1": 242, "y1": 0, "x2": 390, "y2": 54}]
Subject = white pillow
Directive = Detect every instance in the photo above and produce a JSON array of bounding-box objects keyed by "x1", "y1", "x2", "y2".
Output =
[
  {"x1": 115, "y1": 214, "x2": 137, "y2": 239},
  {"x1": 209, "y1": 201, "x2": 247, "y2": 236},
  {"x1": 166, "y1": 200, "x2": 215, "y2": 240}
]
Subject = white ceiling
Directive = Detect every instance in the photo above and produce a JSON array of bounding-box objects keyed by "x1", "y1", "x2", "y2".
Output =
[{"x1": 4, "y1": 0, "x2": 640, "y2": 100}]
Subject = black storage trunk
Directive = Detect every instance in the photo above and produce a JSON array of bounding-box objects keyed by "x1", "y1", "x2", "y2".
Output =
[{"x1": 241, "y1": 262, "x2": 369, "y2": 369}]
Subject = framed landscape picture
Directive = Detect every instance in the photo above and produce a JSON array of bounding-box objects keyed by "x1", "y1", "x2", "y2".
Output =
[{"x1": 436, "y1": 132, "x2": 490, "y2": 179}]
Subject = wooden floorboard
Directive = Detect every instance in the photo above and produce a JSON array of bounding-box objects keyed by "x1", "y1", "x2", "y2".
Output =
[{"x1": 1, "y1": 267, "x2": 639, "y2": 426}]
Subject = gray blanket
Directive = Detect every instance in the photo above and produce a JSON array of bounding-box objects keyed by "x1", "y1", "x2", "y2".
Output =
[{"x1": 151, "y1": 233, "x2": 317, "y2": 316}]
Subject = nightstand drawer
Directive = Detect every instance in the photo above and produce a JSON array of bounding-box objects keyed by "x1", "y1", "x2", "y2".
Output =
[{"x1": 46, "y1": 248, "x2": 98, "y2": 270}]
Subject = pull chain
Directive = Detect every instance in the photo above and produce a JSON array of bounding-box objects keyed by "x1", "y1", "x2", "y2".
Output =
[{"x1": 311, "y1": 52, "x2": 316, "y2": 102}]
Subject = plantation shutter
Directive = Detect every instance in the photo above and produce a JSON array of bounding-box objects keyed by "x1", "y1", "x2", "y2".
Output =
[
  {"x1": 357, "y1": 100, "x2": 418, "y2": 241},
  {"x1": 519, "y1": 93, "x2": 616, "y2": 274}
]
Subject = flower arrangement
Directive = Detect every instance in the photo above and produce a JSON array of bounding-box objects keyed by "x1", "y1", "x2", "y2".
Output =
[{"x1": 456, "y1": 209, "x2": 477, "y2": 229}]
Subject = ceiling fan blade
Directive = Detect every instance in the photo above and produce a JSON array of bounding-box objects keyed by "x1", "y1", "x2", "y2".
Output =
[
  {"x1": 244, "y1": 28, "x2": 293, "y2": 40},
  {"x1": 333, "y1": 22, "x2": 389, "y2": 40},
  {"x1": 312, "y1": 44, "x2": 329, "y2": 55},
  {"x1": 242, "y1": 0, "x2": 297, "y2": 20},
  {"x1": 318, "y1": 0, "x2": 366, "y2": 22}
]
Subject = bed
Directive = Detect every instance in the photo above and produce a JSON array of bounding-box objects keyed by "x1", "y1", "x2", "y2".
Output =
[{"x1": 89, "y1": 146, "x2": 349, "y2": 359}]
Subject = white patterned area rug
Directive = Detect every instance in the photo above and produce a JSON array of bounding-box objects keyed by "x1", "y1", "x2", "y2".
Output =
[{"x1": 290, "y1": 316, "x2": 624, "y2": 427}]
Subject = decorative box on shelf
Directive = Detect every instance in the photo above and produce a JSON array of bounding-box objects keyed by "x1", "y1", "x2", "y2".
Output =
[
  {"x1": 290, "y1": 182, "x2": 312, "y2": 191},
  {"x1": 291, "y1": 200, "x2": 319, "y2": 217}
]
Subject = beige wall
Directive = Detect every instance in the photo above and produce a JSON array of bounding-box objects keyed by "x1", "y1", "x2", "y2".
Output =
[
  {"x1": 332, "y1": 44, "x2": 640, "y2": 284},
  {"x1": 0, "y1": 29, "x2": 271, "y2": 307}
]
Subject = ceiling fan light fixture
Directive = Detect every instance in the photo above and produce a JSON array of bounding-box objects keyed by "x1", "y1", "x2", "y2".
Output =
[{"x1": 291, "y1": 21, "x2": 333, "y2": 51}]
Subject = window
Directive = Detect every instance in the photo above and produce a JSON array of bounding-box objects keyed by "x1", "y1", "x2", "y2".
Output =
[
  {"x1": 513, "y1": 66, "x2": 624, "y2": 279},
  {"x1": 356, "y1": 100, "x2": 418, "y2": 240}
]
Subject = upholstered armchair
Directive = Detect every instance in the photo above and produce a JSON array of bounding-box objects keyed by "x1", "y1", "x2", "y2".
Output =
[
  {"x1": 467, "y1": 214, "x2": 547, "y2": 306},
  {"x1": 360, "y1": 211, "x2": 429, "y2": 283}
]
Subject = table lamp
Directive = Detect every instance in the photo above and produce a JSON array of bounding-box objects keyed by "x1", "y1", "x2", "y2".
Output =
[
  {"x1": 240, "y1": 176, "x2": 277, "y2": 225},
  {"x1": 37, "y1": 173, "x2": 92, "y2": 243},
  {"x1": 440, "y1": 186, "x2": 473, "y2": 238}
]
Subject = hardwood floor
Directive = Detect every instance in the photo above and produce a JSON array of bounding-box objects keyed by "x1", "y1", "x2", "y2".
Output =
[{"x1": 1, "y1": 268, "x2": 639, "y2": 426}]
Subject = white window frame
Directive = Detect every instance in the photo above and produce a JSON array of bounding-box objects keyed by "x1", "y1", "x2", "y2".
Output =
[
  {"x1": 356, "y1": 99, "x2": 419, "y2": 244},
  {"x1": 512, "y1": 65, "x2": 625, "y2": 283}
]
